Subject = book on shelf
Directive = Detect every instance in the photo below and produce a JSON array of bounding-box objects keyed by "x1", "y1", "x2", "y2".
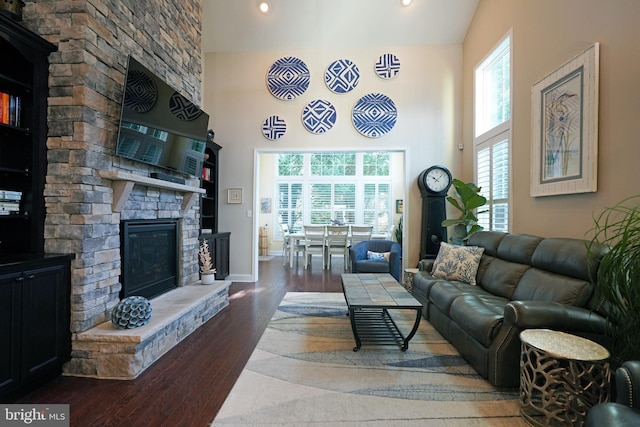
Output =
[
  {"x1": 0, "y1": 92, "x2": 22, "y2": 126},
  {"x1": 1, "y1": 92, "x2": 8, "y2": 124}
]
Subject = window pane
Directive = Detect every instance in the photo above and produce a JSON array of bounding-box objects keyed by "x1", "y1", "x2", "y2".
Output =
[
  {"x1": 278, "y1": 153, "x2": 303, "y2": 176},
  {"x1": 475, "y1": 36, "x2": 510, "y2": 136}
]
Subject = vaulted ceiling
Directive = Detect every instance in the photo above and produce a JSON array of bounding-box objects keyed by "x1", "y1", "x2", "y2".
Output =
[{"x1": 202, "y1": 0, "x2": 479, "y2": 53}]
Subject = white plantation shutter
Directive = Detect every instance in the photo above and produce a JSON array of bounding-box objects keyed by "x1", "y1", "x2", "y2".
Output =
[
  {"x1": 476, "y1": 138, "x2": 509, "y2": 232},
  {"x1": 363, "y1": 183, "x2": 390, "y2": 234}
]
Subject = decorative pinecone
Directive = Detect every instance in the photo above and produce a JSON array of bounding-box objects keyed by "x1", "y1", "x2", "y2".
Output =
[{"x1": 111, "y1": 296, "x2": 152, "y2": 329}]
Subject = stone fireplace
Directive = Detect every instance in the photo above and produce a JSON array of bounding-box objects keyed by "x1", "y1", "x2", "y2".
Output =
[{"x1": 19, "y1": 0, "x2": 223, "y2": 378}]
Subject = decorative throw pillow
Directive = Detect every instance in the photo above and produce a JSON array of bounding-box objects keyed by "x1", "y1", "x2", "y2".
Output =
[
  {"x1": 367, "y1": 250, "x2": 390, "y2": 262},
  {"x1": 431, "y1": 242, "x2": 484, "y2": 285}
]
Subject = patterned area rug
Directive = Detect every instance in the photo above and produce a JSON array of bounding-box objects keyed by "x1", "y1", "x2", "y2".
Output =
[{"x1": 212, "y1": 292, "x2": 528, "y2": 426}]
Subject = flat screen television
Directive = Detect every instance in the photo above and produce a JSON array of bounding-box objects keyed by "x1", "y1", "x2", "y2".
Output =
[{"x1": 116, "y1": 56, "x2": 209, "y2": 177}]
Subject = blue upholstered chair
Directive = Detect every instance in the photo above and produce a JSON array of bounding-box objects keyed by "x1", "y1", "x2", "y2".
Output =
[{"x1": 349, "y1": 240, "x2": 401, "y2": 281}]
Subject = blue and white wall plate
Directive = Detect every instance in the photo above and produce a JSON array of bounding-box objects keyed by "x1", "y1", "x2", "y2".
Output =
[
  {"x1": 352, "y1": 93, "x2": 397, "y2": 138},
  {"x1": 266, "y1": 56, "x2": 310, "y2": 100},
  {"x1": 374, "y1": 53, "x2": 401, "y2": 79},
  {"x1": 262, "y1": 115, "x2": 287, "y2": 141},
  {"x1": 302, "y1": 99, "x2": 337, "y2": 134},
  {"x1": 325, "y1": 59, "x2": 360, "y2": 93}
]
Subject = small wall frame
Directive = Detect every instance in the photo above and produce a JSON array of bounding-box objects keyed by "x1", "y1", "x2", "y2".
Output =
[{"x1": 227, "y1": 188, "x2": 242, "y2": 204}]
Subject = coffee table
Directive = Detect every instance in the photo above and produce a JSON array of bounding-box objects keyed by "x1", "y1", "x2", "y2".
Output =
[{"x1": 341, "y1": 273, "x2": 423, "y2": 352}]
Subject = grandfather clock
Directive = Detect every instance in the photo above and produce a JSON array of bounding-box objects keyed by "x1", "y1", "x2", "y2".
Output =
[{"x1": 417, "y1": 166, "x2": 452, "y2": 259}]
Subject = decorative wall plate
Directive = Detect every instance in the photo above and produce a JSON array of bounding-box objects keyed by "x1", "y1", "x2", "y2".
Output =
[
  {"x1": 375, "y1": 53, "x2": 401, "y2": 79},
  {"x1": 169, "y1": 92, "x2": 203, "y2": 121},
  {"x1": 262, "y1": 115, "x2": 287, "y2": 140},
  {"x1": 267, "y1": 57, "x2": 310, "y2": 100},
  {"x1": 325, "y1": 59, "x2": 360, "y2": 93},
  {"x1": 123, "y1": 70, "x2": 158, "y2": 113},
  {"x1": 352, "y1": 93, "x2": 397, "y2": 138},
  {"x1": 302, "y1": 99, "x2": 337, "y2": 134}
]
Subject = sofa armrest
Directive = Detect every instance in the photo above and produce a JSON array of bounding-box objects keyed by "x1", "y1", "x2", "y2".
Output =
[
  {"x1": 617, "y1": 361, "x2": 640, "y2": 408},
  {"x1": 504, "y1": 300, "x2": 607, "y2": 335},
  {"x1": 417, "y1": 259, "x2": 435, "y2": 272}
]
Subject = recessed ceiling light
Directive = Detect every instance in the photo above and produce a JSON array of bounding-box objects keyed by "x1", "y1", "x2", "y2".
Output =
[
  {"x1": 259, "y1": 1, "x2": 270, "y2": 13},
  {"x1": 401, "y1": 0, "x2": 412, "y2": 6}
]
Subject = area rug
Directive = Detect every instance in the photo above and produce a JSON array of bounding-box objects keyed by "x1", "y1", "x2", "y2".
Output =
[{"x1": 211, "y1": 292, "x2": 528, "y2": 426}]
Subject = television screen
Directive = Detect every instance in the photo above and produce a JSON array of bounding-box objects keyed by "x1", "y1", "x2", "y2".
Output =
[{"x1": 116, "y1": 56, "x2": 209, "y2": 177}]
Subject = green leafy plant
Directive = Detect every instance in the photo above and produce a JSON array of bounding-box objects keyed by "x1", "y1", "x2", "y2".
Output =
[
  {"x1": 394, "y1": 216, "x2": 403, "y2": 246},
  {"x1": 586, "y1": 195, "x2": 640, "y2": 364},
  {"x1": 441, "y1": 179, "x2": 487, "y2": 245}
]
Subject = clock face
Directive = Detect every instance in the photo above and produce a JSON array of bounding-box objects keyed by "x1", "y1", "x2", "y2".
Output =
[{"x1": 425, "y1": 167, "x2": 451, "y2": 193}]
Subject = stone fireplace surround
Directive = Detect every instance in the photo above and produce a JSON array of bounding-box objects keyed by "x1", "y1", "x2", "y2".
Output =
[
  {"x1": 20, "y1": 0, "x2": 213, "y2": 378},
  {"x1": 64, "y1": 174, "x2": 230, "y2": 380}
]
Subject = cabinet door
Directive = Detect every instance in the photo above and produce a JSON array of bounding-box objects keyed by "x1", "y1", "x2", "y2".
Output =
[
  {"x1": 0, "y1": 270, "x2": 21, "y2": 396},
  {"x1": 20, "y1": 263, "x2": 71, "y2": 382},
  {"x1": 213, "y1": 233, "x2": 230, "y2": 279}
]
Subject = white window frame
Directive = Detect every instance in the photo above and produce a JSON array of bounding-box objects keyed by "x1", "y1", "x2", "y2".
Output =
[{"x1": 473, "y1": 30, "x2": 513, "y2": 233}]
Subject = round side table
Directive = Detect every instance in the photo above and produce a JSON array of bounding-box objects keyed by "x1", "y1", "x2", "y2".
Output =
[
  {"x1": 519, "y1": 329, "x2": 610, "y2": 427},
  {"x1": 403, "y1": 268, "x2": 419, "y2": 293}
]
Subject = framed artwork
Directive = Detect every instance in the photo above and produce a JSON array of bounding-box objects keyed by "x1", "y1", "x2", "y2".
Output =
[
  {"x1": 260, "y1": 198, "x2": 271, "y2": 213},
  {"x1": 531, "y1": 43, "x2": 599, "y2": 197},
  {"x1": 227, "y1": 188, "x2": 242, "y2": 204},
  {"x1": 396, "y1": 200, "x2": 403, "y2": 214}
]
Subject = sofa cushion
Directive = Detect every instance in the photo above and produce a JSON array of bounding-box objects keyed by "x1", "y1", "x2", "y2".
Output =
[
  {"x1": 431, "y1": 242, "x2": 484, "y2": 285},
  {"x1": 478, "y1": 258, "x2": 531, "y2": 300},
  {"x1": 512, "y1": 268, "x2": 593, "y2": 306},
  {"x1": 496, "y1": 233, "x2": 544, "y2": 264},
  {"x1": 449, "y1": 294, "x2": 507, "y2": 347},
  {"x1": 429, "y1": 281, "x2": 489, "y2": 315},
  {"x1": 531, "y1": 238, "x2": 605, "y2": 281},
  {"x1": 467, "y1": 231, "x2": 506, "y2": 257}
]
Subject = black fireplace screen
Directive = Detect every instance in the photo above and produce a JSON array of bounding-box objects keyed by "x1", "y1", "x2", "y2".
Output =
[{"x1": 120, "y1": 219, "x2": 179, "y2": 299}]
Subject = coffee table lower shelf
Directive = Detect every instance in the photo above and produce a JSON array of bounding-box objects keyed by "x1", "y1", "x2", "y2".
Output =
[{"x1": 348, "y1": 307, "x2": 421, "y2": 352}]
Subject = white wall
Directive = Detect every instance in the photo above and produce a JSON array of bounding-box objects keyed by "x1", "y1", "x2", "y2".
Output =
[
  {"x1": 462, "y1": 0, "x2": 640, "y2": 238},
  {"x1": 203, "y1": 45, "x2": 463, "y2": 280}
]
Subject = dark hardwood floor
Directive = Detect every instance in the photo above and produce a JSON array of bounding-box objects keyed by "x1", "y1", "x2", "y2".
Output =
[{"x1": 12, "y1": 255, "x2": 344, "y2": 426}]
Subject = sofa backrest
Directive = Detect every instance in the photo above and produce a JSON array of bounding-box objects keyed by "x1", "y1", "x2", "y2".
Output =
[
  {"x1": 467, "y1": 232, "x2": 603, "y2": 307},
  {"x1": 470, "y1": 232, "x2": 543, "y2": 299}
]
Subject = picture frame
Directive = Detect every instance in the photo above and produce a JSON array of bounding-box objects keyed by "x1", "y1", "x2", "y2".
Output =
[
  {"x1": 227, "y1": 188, "x2": 242, "y2": 204},
  {"x1": 260, "y1": 198, "x2": 271, "y2": 213},
  {"x1": 395, "y1": 199, "x2": 403, "y2": 214},
  {"x1": 531, "y1": 42, "x2": 599, "y2": 197}
]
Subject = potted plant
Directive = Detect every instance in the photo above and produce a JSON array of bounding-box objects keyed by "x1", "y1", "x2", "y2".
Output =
[
  {"x1": 394, "y1": 216, "x2": 403, "y2": 246},
  {"x1": 199, "y1": 239, "x2": 217, "y2": 285},
  {"x1": 441, "y1": 179, "x2": 487, "y2": 245},
  {"x1": 586, "y1": 195, "x2": 640, "y2": 365}
]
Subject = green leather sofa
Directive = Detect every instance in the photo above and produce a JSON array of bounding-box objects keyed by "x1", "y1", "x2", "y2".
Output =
[{"x1": 412, "y1": 231, "x2": 609, "y2": 387}]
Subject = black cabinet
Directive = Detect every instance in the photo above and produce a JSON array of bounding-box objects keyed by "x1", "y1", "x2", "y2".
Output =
[
  {"x1": 201, "y1": 141, "x2": 221, "y2": 233},
  {"x1": 201, "y1": 232, "x2": 230, "y2": 280},
  {"x1": 0, "y1": 14, "x2": 56, "y2": 256},
  {"x1": 0, "y1": 256, "x2": 73, "y2": 399}
]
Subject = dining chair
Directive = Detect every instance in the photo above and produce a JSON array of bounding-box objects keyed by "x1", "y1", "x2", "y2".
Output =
[
  {"x1": 303, "y1": 225, "x2": 326, "y2": 269},
  {"x1": 325, "y1": 225, "x2": 349, "y2": 270},
  {"x1": 349, "y1": 225, "x2": 373, "y2": 244},
  {"x1": 280, "y1": 223, "x2": 303, "y2": 266}
]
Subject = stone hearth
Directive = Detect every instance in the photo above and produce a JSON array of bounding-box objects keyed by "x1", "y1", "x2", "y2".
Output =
[{"x1": 66, "y1": 281, "x2": 230, "y2": 380}]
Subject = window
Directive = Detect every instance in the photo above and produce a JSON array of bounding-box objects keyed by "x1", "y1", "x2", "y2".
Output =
[
  {"x1": 275, "y1": 152, "x2": 391, "y2": 236},
  {"x1": 474, "y1": 32, "x2": 511, "y2": 232}
]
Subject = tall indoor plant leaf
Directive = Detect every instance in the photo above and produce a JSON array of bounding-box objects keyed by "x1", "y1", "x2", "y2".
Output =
[
  {"x1": 441, "y1": 179, "x2": 488, "y2": 245},
  {"x1": 587, "y1": 195, "x2": 640, "y2": 364}
]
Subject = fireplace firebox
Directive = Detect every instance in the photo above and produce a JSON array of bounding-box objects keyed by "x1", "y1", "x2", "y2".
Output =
[{"x1": 120, "y1": 219, "x2": 179, "y2": 299}]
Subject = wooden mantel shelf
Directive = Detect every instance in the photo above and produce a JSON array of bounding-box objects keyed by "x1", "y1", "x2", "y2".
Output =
[{"x1": 98, "y1": 170, "x2": 205, "y2": 212}]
